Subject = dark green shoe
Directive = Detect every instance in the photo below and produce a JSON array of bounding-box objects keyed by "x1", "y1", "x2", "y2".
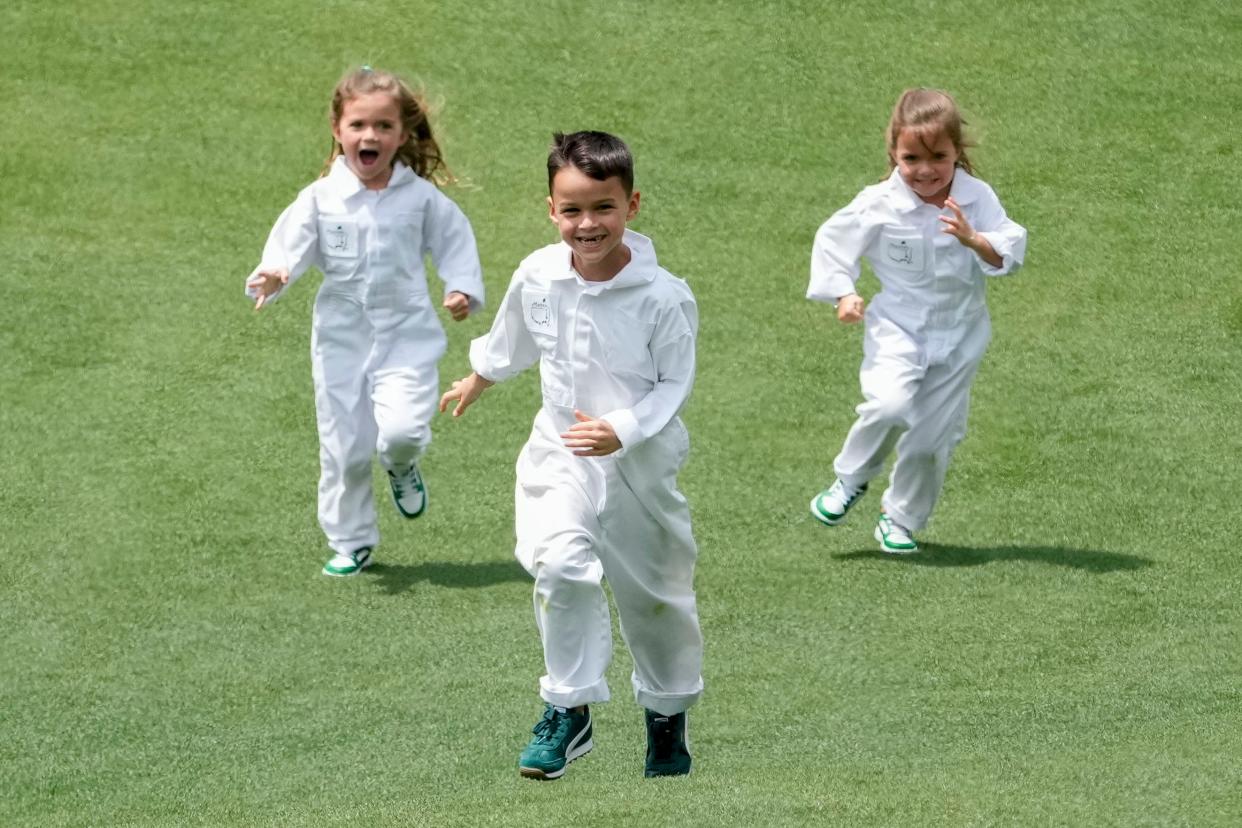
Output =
[
  {"x1": 644, "y1": 710, "x2": 692, "y2": 777},
  {"x1": 518, "y1": 704, "x2": 593, "y2": 780}
]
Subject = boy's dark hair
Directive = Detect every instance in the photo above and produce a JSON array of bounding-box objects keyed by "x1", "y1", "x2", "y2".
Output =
[{"x1": 547, "y1": 131, "x2": 634, "y2": 195}]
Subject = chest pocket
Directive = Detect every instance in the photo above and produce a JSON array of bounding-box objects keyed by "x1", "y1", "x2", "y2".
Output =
[
  {"x1": 319, "y1": 218, "x2": 360, "y2": 261},
  {"x1": 878, "y1": 227, "x2": 926, "y2": 276},
  {"x1": 521, "y1": 289, "x2": 559, "y2": 353},
  {"x1": 600, "y1": 308, "x2": 657, "y2": 381}
]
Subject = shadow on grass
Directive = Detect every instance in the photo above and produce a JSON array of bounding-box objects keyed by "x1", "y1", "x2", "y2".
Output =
[
  {"x1": 834, "y1": 542, "x2": 1152, "y2": 572},
  {"x1": 368, "y1": 560, "x2": 530, "y2": 594}
]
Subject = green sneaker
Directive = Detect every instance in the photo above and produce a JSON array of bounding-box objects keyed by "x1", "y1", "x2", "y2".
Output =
[
  {"x1": 810, "y1": 480, "x2": 867, "y2": 526},
  {"x1": 874, "y1": 514, "x2": 919, "y2": 554},
  {"x1": 518, "y1": 704, "x2": 593, "y2": 780},
  {"x1": 322, "y1": 547, "x2": 373, "y2": 576},
  {"x1": 644, "y1": 710, "x2": 692, "y2": 778}
]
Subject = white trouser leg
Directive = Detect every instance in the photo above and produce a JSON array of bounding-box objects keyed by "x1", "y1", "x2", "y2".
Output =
[
  {"x1": 369, "y1": 309, "x2": 446, "y2": 472},
  {"x1": 833, "y1": 317, "x2": 924, "y2": 488},
  {"x1": 311, "y1": 295, "x2": 379, "y2": 554},
  {"x1": 371, "y1": 362, "x2": 438, "y2": 472},
  {"x1": 515, "y1": 427, "x2": 612, "y2": 709},
  {"x1": 606, "y1": 421, "x2": 703, "y2": 716},
  {"x1": 882, "y1": 320, "x2": 990, "y2": 530}
]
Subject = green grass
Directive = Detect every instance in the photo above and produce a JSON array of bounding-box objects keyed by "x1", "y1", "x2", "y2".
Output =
[{"x1": 3, "y1": 0, "x2": 1240, "y2": 824}]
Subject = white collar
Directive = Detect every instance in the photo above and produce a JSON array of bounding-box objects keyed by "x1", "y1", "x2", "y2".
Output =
[
  {"x1": 885, "y1": 166, "x2": 984, "y2": 212},
  {"x1": 323, "y1": 156, "x2": 416, "y2": 198},
  {"x1": 553, "y1": 229, "x2": 659, "y2": 289}
]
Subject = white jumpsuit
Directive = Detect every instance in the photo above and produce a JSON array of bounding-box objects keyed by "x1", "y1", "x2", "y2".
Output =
[
  {"x1": 808, "y1": 168, "x2": 1027, "y2": 530},
  {"x1": 247, "y1": 158, "x2": 484, "y2": 554},
  {"x1": 470, "y1": 230, "x2": 703, "y2": 716}
]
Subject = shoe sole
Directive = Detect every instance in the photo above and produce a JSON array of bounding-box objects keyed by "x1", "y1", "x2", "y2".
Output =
[
  {"x1": 519, "y1": 738, "x2": 593, "y2": 781},
  {"x1": 644, "y1": 763, "x2": 692, "y2": 778},
  {"x1": 874, "y1": 526, "x2": 919, "y2": 554},
  {"x1": 809, "y1": 495, "x2": 847, "y2": 526}
]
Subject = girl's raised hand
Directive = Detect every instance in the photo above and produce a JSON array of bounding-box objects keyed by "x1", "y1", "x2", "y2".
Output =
[
  {"x1": 561, "y1": 410, "x2": 621, "y2": 457},
  {"x1": 940, "y1": 197, "x2": 1004, "y2": 267},
  {"x1": 837, "y1": 293, "x2": 865, "y2": 324},
  {"x1": 938, "y1": 197, "x2": 977, "y2": 246},
  {"x1": 443, "y1": 291, "x2": 471, "y2": 322},
  {"x1": 246, "y1": 268, "x2": 290, "y2": 310}
]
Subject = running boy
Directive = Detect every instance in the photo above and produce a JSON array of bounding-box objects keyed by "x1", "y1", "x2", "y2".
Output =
[{"x1": 440, "y1": 131, "x2": 702, "y2": 780}]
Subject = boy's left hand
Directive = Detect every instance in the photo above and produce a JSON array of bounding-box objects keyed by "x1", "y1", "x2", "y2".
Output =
[
  {"x1": 562, "y1": 410, "x2": 622, "y2": 457},
  {"x1": 444, "y1": 291, "x2": 471, "y2": 321}
]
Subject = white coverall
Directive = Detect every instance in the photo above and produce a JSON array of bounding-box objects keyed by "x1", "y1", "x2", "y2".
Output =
[
  {"x1": 247, "y1": 158, "x2": 484, "y2": 554},
  {"x1": 807, "y1": 168, "x2": 1027, "y2": 530},
  {"x1": 470, "y1": 230, "x2": 703, "y2": 716}
]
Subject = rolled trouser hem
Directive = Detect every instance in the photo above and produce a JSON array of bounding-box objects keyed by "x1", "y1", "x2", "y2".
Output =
[
  {"x1": 327, "y1": 535, "x2": 380, "y2": 555},
  {"x1": 379, "y1": 439, "x2": 429, "y2": 474},
  {"x1": 633, "y1": 678, "x2": 703, "y2": 716},
  {"x1": 540, "y1": 676, "x2": 610, "y2": 709},
  {"x1": 832, "y1": 468, "x2": 875, "y2": 491},
  {"x1": 879, "y1": 499, "x2": 927, "y2": 531}
]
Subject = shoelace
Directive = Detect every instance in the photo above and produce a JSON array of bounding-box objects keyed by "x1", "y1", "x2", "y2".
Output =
[
  {"x1": 391, "y1": 467, "x2": 420, "y2": 497},
  {"x1": 831, "y1": 481, "x2": 860, "y2": 503},
  {"x1": 882, "y1": 517, "x2": 910, "y2": 537},
  {"x1": 531, "y1": 708, "x2": 572, "y2": 745}
]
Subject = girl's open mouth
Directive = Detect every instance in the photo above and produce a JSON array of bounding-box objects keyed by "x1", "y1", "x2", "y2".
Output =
[{"x1": 359, "y1": 149, "x2": 380, "y2": 166}]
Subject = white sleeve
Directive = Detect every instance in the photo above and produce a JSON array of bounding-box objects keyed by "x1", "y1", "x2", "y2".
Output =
[
  {"x1": 600, "y1": 295, "x2": 697, "y2": 453},
  {"x1": 468, "y1": 271, "x2": 540, "y2": 382},
  {"x1": 244, "y1": 187, "x2": 320, "y2": 304},
  {"x1": 973, "y1": 188, "x2": 1027, "y2": 276},
  {"x1": 808, "y1": 194, "x2": 879, "y2": 304},
  {"x1": 424, "y1": 188, "x2": 485, "y2": 313}
]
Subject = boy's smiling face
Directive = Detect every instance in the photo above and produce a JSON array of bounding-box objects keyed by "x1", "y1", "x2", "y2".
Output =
[
  {"x1": 548, "y1": 165, "x2": 640, "y2": 282},
  {"x1": 332, "y1": 91, "x2": 408, "y2": 190}
]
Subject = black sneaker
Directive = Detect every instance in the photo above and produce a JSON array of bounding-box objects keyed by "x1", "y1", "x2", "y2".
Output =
[{"x1": 644, "y1": 709, "x2": 692, "y2": 777}]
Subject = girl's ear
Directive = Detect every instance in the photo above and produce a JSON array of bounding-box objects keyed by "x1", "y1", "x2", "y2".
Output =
[{"x1": 547, "y1": 195, "x2": 557, "y2": 223}]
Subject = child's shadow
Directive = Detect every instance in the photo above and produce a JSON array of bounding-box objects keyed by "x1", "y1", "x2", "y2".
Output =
[
  {"x1": 834, "y1": 542, "x2": 1152, "y2": 573},
  {"x1": 368, "y1": 560, "x2": 529, "y2": 595}
]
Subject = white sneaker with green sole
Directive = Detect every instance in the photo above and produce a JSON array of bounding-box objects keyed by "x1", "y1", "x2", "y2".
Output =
[
  {"x1": 322, "y1": 547, "x2": 373, "y2": 576},
  {"x1": 388, "y1": 462, "x2": 427, "y2": 518},
  {"x1": 810, "y1": 479, "x2": 867, "y2": 526},
  {"x1": 874, "y1": 514, "x2": 919, "y2": 554}
]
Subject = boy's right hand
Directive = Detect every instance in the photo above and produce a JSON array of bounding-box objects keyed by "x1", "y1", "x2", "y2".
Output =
[
  {"x1": 439, "y1": 372, "x2": 494, "y2": 418},
  {"x1": 836, "y1": 293, "x2": 865, "y2": 323},
  {"x1": 246, "y1": 268, "x2": 290, "y2": 310}
]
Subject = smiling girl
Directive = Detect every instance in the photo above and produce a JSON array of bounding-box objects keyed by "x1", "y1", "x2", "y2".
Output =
[
  {"x1": 806, "y1": 88, "x2": 1027, "y2": 553},
  {"x1": 246, "y1": 66, "x2": 484, "y2": 576}
]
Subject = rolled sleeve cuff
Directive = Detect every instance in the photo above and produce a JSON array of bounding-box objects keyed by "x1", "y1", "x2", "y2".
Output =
[
  {"x1": 807, "y1": 271, "x2": 857, "y2": 304},
  {"x1": 444, "y1": 283, "x2": 484, "y2": 314},
  {"x1": 600, "y1": 409, "x2": 643, "y2": 458},
  {"x1": 975, "y1": 231, "x2": 1017, "y2": 276},
  {"x1": 468, "y1": 336, "x2": 502, "y2": 381}
]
